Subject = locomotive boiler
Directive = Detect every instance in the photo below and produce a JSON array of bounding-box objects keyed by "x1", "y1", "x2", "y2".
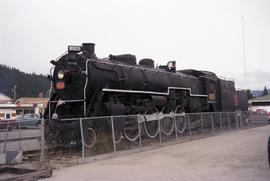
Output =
[{"x1": 44, "y1": 43, "x2": 247, "y2": 146}]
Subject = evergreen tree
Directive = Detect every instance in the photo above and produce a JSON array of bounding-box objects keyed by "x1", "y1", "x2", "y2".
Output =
[
  {"x1": 262, "y1": 86, "x2": 268, "y2": 96},
  {"x1": 0, "y1": 64, "x2": 50, "y2": 98},
  {"x1": 246, "y1": 89, "x2": 254, "y2": 100}
]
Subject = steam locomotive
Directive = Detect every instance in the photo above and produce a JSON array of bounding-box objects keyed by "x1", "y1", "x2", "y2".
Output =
[{"x1": 44, "y1": 43, "x2": 248, "y2": 146}]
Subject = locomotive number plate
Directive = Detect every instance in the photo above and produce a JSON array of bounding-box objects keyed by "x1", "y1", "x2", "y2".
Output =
[{"x1": 56, "y1": 81, "x2": 65, "y2": 89}]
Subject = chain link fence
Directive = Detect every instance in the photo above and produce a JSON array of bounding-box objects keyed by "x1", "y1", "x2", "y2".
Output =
[
  {"x1": 38, "y1": 110, "x2": 269, "y2": 168},
  {"x1": 0, "y1": 112, "x2": 41, "y2": 166},
  {"x1": 1, "y1": 110, "x2": 269, "y2": 169}
]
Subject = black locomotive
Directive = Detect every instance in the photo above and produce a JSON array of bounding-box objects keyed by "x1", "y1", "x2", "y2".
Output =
[{"x1": 44, "y1": 43, "x2": 248, "y2": 146}]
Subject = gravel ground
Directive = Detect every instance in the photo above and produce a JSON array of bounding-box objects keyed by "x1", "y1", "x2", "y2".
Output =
[{"x1": 42, "y1": 125, "x2": 270, "y2": 181}]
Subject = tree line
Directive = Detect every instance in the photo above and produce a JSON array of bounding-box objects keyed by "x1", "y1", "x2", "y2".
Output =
[
  {"x1": 0, "y1": 64, "x2": 50, "y2": 99},
  {"x1": 0, "y1": 63, "x2": 268, "y2": 100},
  {"x1": 247, "y1": 86, "x2": 269, "y2": 100}
]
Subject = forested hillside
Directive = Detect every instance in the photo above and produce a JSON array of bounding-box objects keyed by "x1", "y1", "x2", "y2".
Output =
[{"x1": 0, "y1": 64, "x2": 50, "y2": 99}]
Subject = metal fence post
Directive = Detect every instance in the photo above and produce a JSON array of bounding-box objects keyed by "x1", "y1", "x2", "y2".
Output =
[
  {"x1": 210, "y1": 112, "x2": 214, "y2": 134},
  {"x1": 3, "y1": 121, "x2": 9, "y2": 154},
  {"x1": 240, "y1": 111, "x2": 243, "y2": 128},
  {"x1": 235, "y1": 112, "x2": 238, "y2": 129},
  {"x1": 227, "y1": 112, "x2": 231, "y2": 130},
  {"x1": 158, "y1": 118, "x2": 162, "y2": 143},
  {"x1": 219, "y1": 112, "x2": 223, "y2": 130},
  {"x1": 174, "y1": 117, "x2": 178, "y2": 141},
  {"x1": 201, "y1": 113, "x2": 204, "y2": 135},
  {"x1": 267, "y1": 136, "x2": 270, "y2": 168},
  {"x1": 40, "y1": 117, "x2": 45, "y2": 169},
  {"x1": 138, "y1": 115, "x2": 142, "y2": 151},
  {"x1": 19, "y1": 111, "x2": 23, "y2": 151},
  {"x1": 187, "y1": 114, "x2": 192, "y2": 136},
  {"x1": 79, "y1": 118, "x2": 85, "y2": 159},
  {"x1": 48, "y1": 102, "x2": 51, "y2": 120},
  {"x1": 248, "y1": 111, "x2": 251, "y2": 127},
  {"x1": 110, "y1": 116, "x2": 116, "y2": 153}
]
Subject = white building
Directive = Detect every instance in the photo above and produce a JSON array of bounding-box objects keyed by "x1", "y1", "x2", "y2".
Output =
[
  {"x1": 0, "y1": 93, "x2": 13, "y2": 104},
  {"x1": 15, "y1": 97, "x2": 49, "y2": 115},
  {"x1": 0, "y1": 93, "x2": 35, "y2": 116},
  {"x1": 249, "y1": 95, "x2": 270, "y2": 121}
]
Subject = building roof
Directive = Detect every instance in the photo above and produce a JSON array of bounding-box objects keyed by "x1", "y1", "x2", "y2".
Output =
[
  {"x1": 15, "y1": 97, "x2": 49, "y2": 108},
  {"x1": 0, "y1": 103, "x2": 34, "y2": 109},
  {"x1": 0, "y1": 93, "x2": 13, "y2": 103},
  {"x1": 249, "y1": 95, "x2": 270, "y2": 103}
]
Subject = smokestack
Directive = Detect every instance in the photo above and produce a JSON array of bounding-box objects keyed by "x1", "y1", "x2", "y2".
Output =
[{"x1": 82, "y1": 43, "x2": 96, "y2": 58}]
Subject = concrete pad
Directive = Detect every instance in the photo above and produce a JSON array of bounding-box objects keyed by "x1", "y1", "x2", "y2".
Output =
[{"x1": 43, "y1": 125, "x2": 270, "y2": 181}]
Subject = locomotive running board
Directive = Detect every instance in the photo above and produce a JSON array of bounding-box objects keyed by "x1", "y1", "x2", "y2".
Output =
[{"x1": 102, "y1": 87, "x2": 208, "y2": 97}]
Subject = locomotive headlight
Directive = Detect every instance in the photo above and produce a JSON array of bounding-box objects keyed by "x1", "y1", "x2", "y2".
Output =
[
  {"x1": 57, "y1": 71, "x2": 65, "y2": 80},
  {"x1": 68, "y1": 45, "x2": 82, "y2": 53}
]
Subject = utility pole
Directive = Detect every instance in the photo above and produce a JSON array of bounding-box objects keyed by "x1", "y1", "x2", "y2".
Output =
[
  {"x1": 241, "y1": 16, "x2": 247, "y2": 89},
  {"x1": 13, "y1": 84, "x2": 17, "y2": 101}
]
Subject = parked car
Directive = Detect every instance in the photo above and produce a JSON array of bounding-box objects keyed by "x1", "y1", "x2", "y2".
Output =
[
  {"x1": 250, "y1": 107, "x2": 270, "y2": 122},
  {"x1": 16, "y1": 114, "x2": 41, "y2": 127}
]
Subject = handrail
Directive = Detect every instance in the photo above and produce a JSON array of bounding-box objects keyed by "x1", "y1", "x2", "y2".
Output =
[
  {"x1": 47, "y1": 66, "x2": 55, "y2": 98},
  {"x1": 84, "y1": 59, "x2": 91, "y2": 116}
]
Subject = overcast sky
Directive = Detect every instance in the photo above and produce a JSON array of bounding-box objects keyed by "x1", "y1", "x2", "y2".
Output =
[{"x1": 0, "y1": 0, "x2": 269, "y2": 90}]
